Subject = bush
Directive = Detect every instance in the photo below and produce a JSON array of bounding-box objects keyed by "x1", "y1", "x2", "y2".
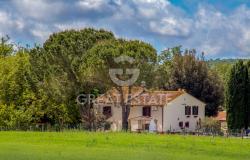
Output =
[
  {"x1": 201, "y1": 117, "x2": 222, "y2": 135},
  {"x1": 0, "y1": 104, "x2": 32, "y2": 130}
]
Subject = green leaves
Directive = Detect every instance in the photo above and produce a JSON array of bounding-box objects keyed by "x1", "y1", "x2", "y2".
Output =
[
  {"x1": 226, "y1": 60, "x2": 249, "y2": 130},
  {"x1": 165, "y1": 47, "x2": 224, "y2": 116},
  {"x1": 84, "y1": 39, "x2": 157, "y2": 88},
  {"x1": 0, "y1": 36, "x2": 13, "y2": 57},
  {"x1": 28, "y1": 28, "x2": 115, "y2": 127},
  {"x1": 0, "y1": 29, "x2": 231, "y2": 130},
  {"x1": 0, "y1": 104, "x2": 33, "y2": 129}
]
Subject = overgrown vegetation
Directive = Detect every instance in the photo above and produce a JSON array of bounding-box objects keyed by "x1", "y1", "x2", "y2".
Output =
[{"x1": 0, "y1": 28, "x2": 247, "y2": 130}]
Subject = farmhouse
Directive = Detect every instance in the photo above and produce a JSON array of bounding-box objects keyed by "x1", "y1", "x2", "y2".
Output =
[{"x1": 95, "y1": 86, "x2": 205, "y2": 132}]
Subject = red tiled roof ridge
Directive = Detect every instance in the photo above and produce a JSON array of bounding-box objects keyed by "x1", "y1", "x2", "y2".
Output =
[
  {"x1": 96, "y1": 86, "x2": 187, "y2": 106},
  {"x1": 214, "y1": 111, "x2": 227, "y2": 121},
  {"x1": 146, "y1": 90, "x2": 185, "y2": 93}
]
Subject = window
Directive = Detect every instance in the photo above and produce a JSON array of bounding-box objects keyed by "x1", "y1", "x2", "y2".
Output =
[
  {"x1": 192, "y1": 106, "x2": 199, "y2": 115},
  {"x1": 179, "y1": 121, "x2": 183, "y2": 128},
  {"x1": 103, "y1": 106, "x2": 112, "y2": 118},
  {"x1": 185, "y1": 106, "x2": 191, "y2": 115},
  {"x1": 143, "y1": 106, "x2": 151, "y2": 117},
  {"x1": 185, "y1": 122, "x2": 189, "y2": 128}
]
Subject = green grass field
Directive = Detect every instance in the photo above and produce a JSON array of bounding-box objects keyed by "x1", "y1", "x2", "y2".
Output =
[{"x1": 0, "y1": 131, "x2": 249, "y2": 160}]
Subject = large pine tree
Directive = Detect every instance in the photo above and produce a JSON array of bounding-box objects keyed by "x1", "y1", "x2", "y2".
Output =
[{"x1": 226, "y1": 60, "x2": 249, "y2": 131}]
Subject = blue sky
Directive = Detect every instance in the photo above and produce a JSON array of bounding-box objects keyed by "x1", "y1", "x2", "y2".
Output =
[{"x1": 0, "y1": 0, "x2": 250, "y2": 59}]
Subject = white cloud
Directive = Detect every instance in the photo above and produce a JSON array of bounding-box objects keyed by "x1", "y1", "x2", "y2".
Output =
[
  {"x1": 229, "y1": 6, "x2": 250, "y2": 56},
  {"x1": 134, "y1": 0, "x2": 170, "y2": 18},
  {"x1": 188, "y1": 4, "x2": 250, "y2": 57},
  {"x1": 15, "y1": 20, "x2": 25, "y2": 30},
  {"x1": 138, "y1": 7, "x2": 157, "y2": 18},
  {"x1": 133, "y1": 0, "x2": 170, "y2": 9},
  {"x1": 54, "y1": 22, "x2": 88, "y2": 31},
  {"x1": 0, "y1": 11, "x2": 25, "y2": 37},
  {"x1": 0, "y1": 11, "x2": 9, "y2": 23},
  {"x1": 30, "y1": 24, "x2": 52, "y2": 41},
  {"x1": 77, "y1": 0, "x2": 106, "y2": 10},
  {"x1": 128, "y1": 0, "x2": 192, "y2": 37},
  {"x1": 0, "y1": 0, "x2": 249, "y2": 58},
  {"x1": 11, "y1": 0, "x2": 64, "y2": 20},
  {"x1": 149, "y1": 17, "x2": 192, "y2": 36},
  {"x1": 195, "y1": 6, "x2": 226, "y2": 29}
]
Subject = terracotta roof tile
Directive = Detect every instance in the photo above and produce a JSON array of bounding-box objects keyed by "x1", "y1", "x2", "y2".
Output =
[
  {"x1": 130, "y1": 90, "x2": 185, "y2": 106},
  {"x1": 96, "y1": 86, "x2": 186, "y2": 106},
  {"x1": 214, "y1": 111, "x2": 227, "y2": 121}
]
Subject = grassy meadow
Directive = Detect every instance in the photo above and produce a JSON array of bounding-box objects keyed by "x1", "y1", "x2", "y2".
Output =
[{"x1": 0, "y1": 131, "x2": 249, "y2": 160}]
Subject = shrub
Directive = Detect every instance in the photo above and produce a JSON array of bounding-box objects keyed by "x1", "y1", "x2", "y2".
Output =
[{"x1": 201, "y1": 117, "x2": 222, "y2": 135}]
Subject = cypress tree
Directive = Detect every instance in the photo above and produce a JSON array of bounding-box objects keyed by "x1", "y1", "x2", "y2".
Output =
[
  {"x1": 226, "y1": 64, "x2": 236, "y2": 130},
  {"x1": 247, "y1": 61, "x2": 250, "y2": 129},
  {"x1": 241, "y1": 62, "x2": 248, "y2": 129},
  {"x1": 226, "y1": 60, "x2": 248, "y2": 131}
]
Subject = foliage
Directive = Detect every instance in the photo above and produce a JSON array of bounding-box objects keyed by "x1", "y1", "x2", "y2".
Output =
[
  {"x1": 247, "y1": 60, "x2": 250, "y2": 127},
  {"x1": 0, "y1": 36, "x2": 13, "y2": 57},
  {"x1": 201, "y1": 117, "x2": 222, "y2": 135},
  {"x1": 164, "y1": 47, "x2": 224, "y2": 116},
  {"x1": 0, "y1": 29, "x2": 236, "y2": 130},
  {"x1": 43, "y1": 28, "x2": 114, "y2": 90},
  {"x1": 0, "y1": 51, "x2": 37, "y2": 128},
  {"x1": 84, "y1": 39, "x2": 157, "y2": 86},
  {"x1": 29, "y1": 28, "x2": 115, "y2": 128},
  {"x1": 208, "y1": 59, "x2": 249, "y2": 110},
  {"x1": 153, "y1": 48, "x2": 174, "y2": 89},
  {"x1": 226, "y1": 60, "x2": 249, "y2": 130},
  {"x1": 0, "y1": 104, "x2": 32, "y2": 129},
  {"x1": 207, "y1": 59, "x2": 235, "y2": 84}
]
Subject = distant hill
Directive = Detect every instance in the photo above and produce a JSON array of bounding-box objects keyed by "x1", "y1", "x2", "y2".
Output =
[
  {"x1": 206, "y1": 59, "x2": 249, "y2": 84},
  {"x1": 207, "y1": 58, "x2": 247, "y2": 66}
]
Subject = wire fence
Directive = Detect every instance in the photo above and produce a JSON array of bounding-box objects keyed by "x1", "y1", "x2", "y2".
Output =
[
  {"x1": 0, "y1": 124, "x2": 87, "y2": 132},
  {"x1": 0, "y1": 124, "x2": 249, "y2": 139}
]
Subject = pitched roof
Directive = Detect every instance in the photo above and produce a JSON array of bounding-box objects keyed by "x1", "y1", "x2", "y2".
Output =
[
  {"x1": 214, "y1": 111, "x2": 227, "y2": 121},
  {"x1": 96, "y1": 86, "x2": 144, "y2": 105},
  {"x1": 95, "y1": 86, "x2": 186, "y2": 106},
  {"x1": 130, "y1": 90, "x2": 185, "y2": 106}
]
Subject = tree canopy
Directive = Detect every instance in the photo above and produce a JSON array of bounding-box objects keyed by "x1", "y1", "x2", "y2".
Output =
[
  {"x1": 0, "y1": 28, "x2": 235, "y2": 130},
  {"x1": 159, "y1": 47, "x2": 224, "y2": 116},
  {"x1": 226, "y1": 60, "x2": 250, "y2": 131}
]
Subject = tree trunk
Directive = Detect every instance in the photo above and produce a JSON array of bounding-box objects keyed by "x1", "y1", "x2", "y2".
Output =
[
  {"x1": 126, "y1": 86, "x2": 132, "y2": 131},
  {"x1": 115, "y1": 86, "x2": 130, "y2": 131},
  {"x1": 117, "y1": 86, "x2": 127, "y2": 130},
  {"x1": 115, "y1": 86, "x2": 133, "y2": 131}
]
